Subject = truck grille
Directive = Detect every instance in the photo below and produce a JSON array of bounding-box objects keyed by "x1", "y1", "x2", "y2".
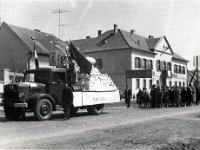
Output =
[{"x1": 4, "y1": 84, "x2": 20, "y2": 102}]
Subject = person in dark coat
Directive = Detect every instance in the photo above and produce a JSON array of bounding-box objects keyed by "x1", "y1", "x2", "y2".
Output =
[
  {"x1": 62, "y1": 84, "x2": 74, "y2": 120},
  {"x1": 155, "y1": 86, "x2": 163, "y2": 108},
  {"x1": 142, "y1": 88, "x2": 150, "y2": 108},
  {"x1": 181, "y1": 87, "x2": 187, "y2": 107},
  {"x1": 136, "y1": 89, "x2": 143, "y2": 107},
  {"x1": 186, "y1": 86, "x2": 193, "y2": 106},
  {"x1": 124, "y1": 85, "x2": 132, "y2": 108},
  {"x1": 163, "y1": 86, "x2": 170, "y2": 107},
  {"x1": 174, "y1": 86, "x2": 181, "y2": 107},
  {"x1": 150, "y1": 84, "x2": 156, "y2": 108},
  {"x1": 169, "y1": 87, "x2": 174, "y2": 107},
  {"x1": 196, "y1": 86, "x2": 200, "y2": 105}
]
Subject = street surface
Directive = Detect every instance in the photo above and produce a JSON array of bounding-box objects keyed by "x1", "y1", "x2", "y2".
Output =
[{"x1": 1, "y1": 102, "x2": 200, "y2": 149}]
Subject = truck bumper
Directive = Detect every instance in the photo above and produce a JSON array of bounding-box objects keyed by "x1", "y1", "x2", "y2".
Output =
[
  {"x1": 14, "y1": 103, "x2": 28, "y2": 108},
  {"x1": 1, "y1": 102, "x2": 28, "y2": 108}
]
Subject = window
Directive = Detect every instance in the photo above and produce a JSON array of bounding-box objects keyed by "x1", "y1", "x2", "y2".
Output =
[
  {"x1": 143, "y1": 79, "x2": 146, "y2": 89},
  {"x1": 169, "y1": 81, "x2": 172, "y2": 88},
  {"x1": 163, "y1": 61, "x2": 166, "y2": 70},
  {"x1": 149, "y1": 80, "x2": 152, "y2": 89},
  {"x1": 95, "y1": 59, "x2": 103, "y2": 69},
  {"x1": 149, "y1": 60, "x2": 153, "y2": 70},
  {"x1": 135, "y1": 57, "x2": 141, "y2": 68},
  {"x1": 175, "y1": 81, "x2": 177, "y2": 86},
  {"x1": 143, "y1": 59, "x2": 147, "y2": 69},
  {"x1": 183, "y1": 82, "x2": 185, "y2": 87},
  {"x1": 179, "y1": 82, "x2": 181, "y2": 87},
  {"x1": 182, "y1": 66, "x2": 185, "y2": 74},
  {"x1": 136, "y1": 79, "x2": 140, "y2": 89},
  {"x1": 157, "y1": 60, "x2": 161, "y2": 71},
  {"x1": 156, "y1": 80, "x2": 159, "y2": 86},
  {"x1": 174, "y1": 65, "x2": 178, "y2": 73},
  {"x1": 179, "y1": 65, "x2": 181, "y2": 73},
  {"x1": 167, "y1": 62, "x2": 171, "y2": 71}
]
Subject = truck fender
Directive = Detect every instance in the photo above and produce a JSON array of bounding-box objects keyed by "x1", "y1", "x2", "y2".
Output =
[{"x1": 28, "y1": 93, "x2": 56, "y2": 111}]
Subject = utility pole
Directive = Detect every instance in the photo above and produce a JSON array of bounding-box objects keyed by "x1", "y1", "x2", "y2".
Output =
[
  {"x1": 60, "y1": 24, "x2": 69, "y2": 40},
  {"x1": 197, "y1": 56, "x2": 199, "y2": 86},
  {"x1": 52, "y1": 9, "x2": 70, "y2": 39}
]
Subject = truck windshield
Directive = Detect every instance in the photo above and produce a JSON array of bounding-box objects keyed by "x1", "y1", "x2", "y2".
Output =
[{"x1": 24, "y1": 70, "x2": 51, "y2": 85}]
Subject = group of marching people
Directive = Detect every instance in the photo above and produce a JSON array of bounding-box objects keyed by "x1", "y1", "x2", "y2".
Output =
[{"x1": 136, "y1": 84, "x2": 200, "y2": 108}]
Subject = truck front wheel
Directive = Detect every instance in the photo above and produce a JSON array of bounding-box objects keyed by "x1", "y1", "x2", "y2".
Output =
[
  {"x1": 4, "y1": 107, "x2": 25, "y2": 121},
  {"x1": 34, "y1": 99, "x2": 52, "y2": 121},
  {"x1": 87, "y1": 104, "x2": 104, "y2": 115}
]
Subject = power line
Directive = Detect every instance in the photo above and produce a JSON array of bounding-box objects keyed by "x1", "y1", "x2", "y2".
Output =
[{"x1": 52, "y1": 9, "x2": 70, "y2": 39}]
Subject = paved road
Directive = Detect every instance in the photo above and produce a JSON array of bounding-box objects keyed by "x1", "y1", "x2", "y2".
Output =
[{"x1": 1, "y1": 102, "x2": 200, "y2": 148}]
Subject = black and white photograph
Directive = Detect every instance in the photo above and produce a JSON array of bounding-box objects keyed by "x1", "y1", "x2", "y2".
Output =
[{"x1": 0, "y1": 0, "x2": 200, "y2": 149}]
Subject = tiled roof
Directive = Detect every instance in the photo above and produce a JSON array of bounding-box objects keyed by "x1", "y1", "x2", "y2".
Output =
[
  {"x1": 119, "y1": 30, "x2": 155, "y2": 54},
  {"x1": 146, "y1": 38, "x2": 161, "y2": 49},
  {"x1": 71, "y1": 30, "x2": 130, "y2": 53},
  {"x1": 3, "y1": 22, "x2": 67, "y2": 55},
  {"x1": 172, "y1": 52, "x2": 189, "y2": 62}
]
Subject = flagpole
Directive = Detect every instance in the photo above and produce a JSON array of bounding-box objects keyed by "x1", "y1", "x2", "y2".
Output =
[{"x1": 31, "y1": 36, "x2": 39, "y2": 69}]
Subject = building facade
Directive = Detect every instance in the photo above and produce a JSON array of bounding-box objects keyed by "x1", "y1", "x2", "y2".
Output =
[{"x1": 72, "y1": 25, "x2": 188, "y2": 95}]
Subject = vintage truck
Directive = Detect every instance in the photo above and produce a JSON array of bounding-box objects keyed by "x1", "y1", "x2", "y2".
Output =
[{"x1": 2, "y1": 67, "x2": 120, "y2": 121}]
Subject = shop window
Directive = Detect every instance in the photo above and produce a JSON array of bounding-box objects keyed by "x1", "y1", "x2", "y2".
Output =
[
  {"x1": 143, "y1": 79, "x2": 146, "y2": 89},
  {"x1": 149, "y1": 80, "x2": 152, "y2": 89},
  {"x1": 179, "y1": 82, "x2": 181, "y2": 87},
  {"x1": 136, "y1": 79, "x2": 140, "y2": 89}
]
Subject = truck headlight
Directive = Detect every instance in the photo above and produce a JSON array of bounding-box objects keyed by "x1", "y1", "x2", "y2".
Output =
[{"x1": 19, "y1": 92, "x2": 25, "y2": 99}]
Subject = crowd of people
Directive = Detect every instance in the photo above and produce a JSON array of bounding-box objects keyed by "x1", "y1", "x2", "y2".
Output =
[{"x1": 124, "y1": 85, "x2": 200, "y2": 108}]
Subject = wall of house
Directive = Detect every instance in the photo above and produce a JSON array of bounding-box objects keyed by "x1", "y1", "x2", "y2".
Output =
[
  {"x1": 0, "y1": 24, "x2": 29, "y2": 80},
  {"x1": 131, "y1": 49, "x2": 155, "y2": 95},
  {"x1": 171, "y1": 59, "x2": 187, "y2": 87},
  {"x1": 85, "y1": 48, "x2": 132, "y2": 92},
  {"x1": 30, "y1": 55, "x2": 52, "y2": 69}
]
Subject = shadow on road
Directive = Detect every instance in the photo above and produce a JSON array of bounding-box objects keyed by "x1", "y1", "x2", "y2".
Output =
[{"x1": 0, "y1": 110, "x2": 109, "y2": 122}]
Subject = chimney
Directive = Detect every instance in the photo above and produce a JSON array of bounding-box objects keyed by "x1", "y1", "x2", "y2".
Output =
[
  {"x1": 149, "y1": 35, "x2": 154, "y2": 39},
  {"x1": 130, "y1": 30, "x2": 135, "y2": 34},
  {"x1": 114, "y1": 24, "x2": 118, "y2": 34},
  {"x1": 86, "y1": 36, "x2": 90, "y2": 39},
  {"x1": 34, "y1": 29, "x2": 41, "y2": 32},
  {"x1": 98, "y1": 30, "x2": 102, "y2": 36}
]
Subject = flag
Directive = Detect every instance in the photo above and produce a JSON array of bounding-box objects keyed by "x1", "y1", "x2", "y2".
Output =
[{"x1": 34, "y1": 49, "x2": 39, "y2": 69}]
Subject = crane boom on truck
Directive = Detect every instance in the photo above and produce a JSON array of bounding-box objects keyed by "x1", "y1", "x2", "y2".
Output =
[{"x1": 1, "y1": 42, "x2": 120, "y2": 121}]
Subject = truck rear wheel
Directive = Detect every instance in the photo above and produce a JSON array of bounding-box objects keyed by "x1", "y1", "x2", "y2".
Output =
[
  {"x1": 4, "y1": 107, "x2": 25, "y2": 121},
  {"x1": 34, "y1": 99, "x2": 52, "y2": 121},
  {"x1": 87, "y1": 104, "x2": 104, "y2": 115}
]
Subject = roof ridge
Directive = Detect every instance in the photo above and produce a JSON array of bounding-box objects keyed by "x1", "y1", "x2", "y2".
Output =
[{"x1": 118, "y1": 29, "x2": 132, "y2": 49}]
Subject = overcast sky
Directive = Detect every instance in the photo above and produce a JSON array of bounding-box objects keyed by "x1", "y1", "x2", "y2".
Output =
[{"x1": 1, "y1": 0, "x2": 200, "y2": 69}]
